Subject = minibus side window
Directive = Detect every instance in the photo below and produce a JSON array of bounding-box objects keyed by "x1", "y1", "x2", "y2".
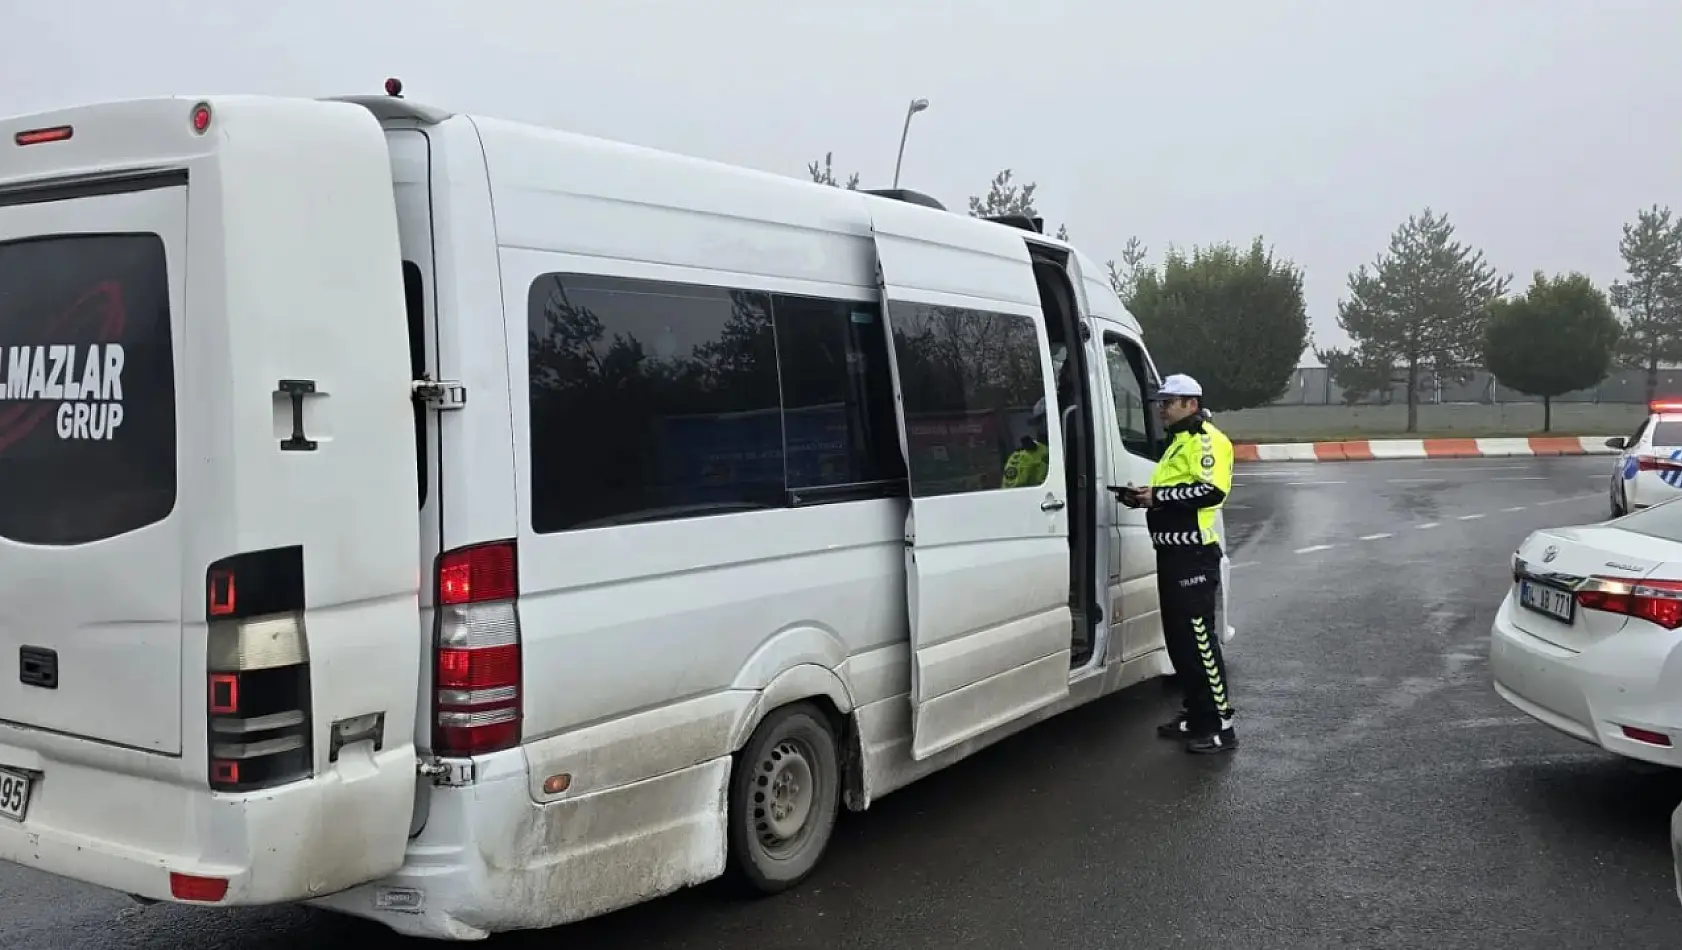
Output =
[
  {"x1": 525, "y1": 273, "x2": 909, "y2": 533},
  {"x1": 526, "y1": 274, "x2": 784, "y2": 532},
  {"x1": 1102, "y1": 333, "x2": 1156, "y2": 460},
  {"x1": 886, "y1": 303, "x2": 1049, "y2": 498},
  {"x1": 771, "y1": 294, "x2": 906, "y2": 500}
]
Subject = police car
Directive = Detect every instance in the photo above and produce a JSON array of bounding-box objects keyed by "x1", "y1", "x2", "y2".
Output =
[{"x1": 1607, "y1": 401, "x2": 1682, "y2": 516}]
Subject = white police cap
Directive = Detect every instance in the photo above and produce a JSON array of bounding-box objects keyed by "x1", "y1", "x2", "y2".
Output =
[{"x1": 1152, "y1": 373, "x2": 1203, "y2": 400}]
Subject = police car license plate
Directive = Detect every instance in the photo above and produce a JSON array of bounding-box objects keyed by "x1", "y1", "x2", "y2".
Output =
[{"x1": 1519, "y1": 579, "x2": 1575, "y2": 624}]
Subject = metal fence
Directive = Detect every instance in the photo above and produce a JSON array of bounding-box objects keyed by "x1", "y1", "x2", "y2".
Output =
[{"x1": 1271, "y1": 366, "x2": 1682, "y2": 406}]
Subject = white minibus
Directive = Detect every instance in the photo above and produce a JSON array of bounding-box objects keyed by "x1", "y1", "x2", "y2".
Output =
[{"x1": 0, "y1": 89, "x2": 1233, "y2": 940}]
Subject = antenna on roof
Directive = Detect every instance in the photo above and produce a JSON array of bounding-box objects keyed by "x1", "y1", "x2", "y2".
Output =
[{"x1": 384, "y1": 77, "x2": 404, "y2": 98}]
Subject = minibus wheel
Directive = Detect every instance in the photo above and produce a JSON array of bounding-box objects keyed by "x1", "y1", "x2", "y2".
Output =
[{"x1": 726, "y1": 701, "x2": 841, "y2": 893}]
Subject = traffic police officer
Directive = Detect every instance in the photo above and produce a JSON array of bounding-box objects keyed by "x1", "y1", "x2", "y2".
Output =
[
  {"x1": 1110, "y1": 374, "x2": 1237, "y2": 754},
  {"x1": 1002, "y1": 398, "x2": 1051, "y2": 489}
]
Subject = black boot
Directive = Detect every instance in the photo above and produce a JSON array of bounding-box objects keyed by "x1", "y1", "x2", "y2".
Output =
[
  {"x1": 1185, "y1": 726, "x2": 1238, "y2": 755},
  {"x1": 1156, "y1": 712, "x2": 1190, "y2": 739}
]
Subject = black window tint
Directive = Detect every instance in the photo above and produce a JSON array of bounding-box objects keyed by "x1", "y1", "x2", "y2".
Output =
[
  {"x1": 772, "y1": 295, "x2": 905, "y2": 501},
  {"x1": 402, "y1": 261, "x2": 428, "y2": 508},
  {"x1": 1650, "y1": 421, "x2": 1682, "y2": 447},
  {"x1": 527, "y1": 274, "x2": 783, "y2": 532},
  {"x1": 889, "y1": 302, "x2": 1048, "y2": 497},
  {"x1": 0, "y1": 233, "x2": 176, "y2": 545}
]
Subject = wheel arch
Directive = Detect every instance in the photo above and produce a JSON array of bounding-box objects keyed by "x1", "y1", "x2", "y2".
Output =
[{"x1": 729, "y1": 662, "x2": 868, "y2": 815}]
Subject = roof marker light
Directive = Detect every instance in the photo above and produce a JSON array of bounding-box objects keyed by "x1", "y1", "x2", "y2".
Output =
[
  {"x1": 385, "y1": 77, "x2": 404, "y2": 98},
  {"x1": 1651, "y1": 400, "x2": 1682, "y2": 414},
  {"x1": 191, "y1": 103, "x2": 212, "y2": 135}
]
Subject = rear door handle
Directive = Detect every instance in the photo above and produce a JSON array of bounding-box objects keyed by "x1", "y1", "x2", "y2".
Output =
[{"x1": 1041, "y1": 497, "x2": 1066, "y2": 512}]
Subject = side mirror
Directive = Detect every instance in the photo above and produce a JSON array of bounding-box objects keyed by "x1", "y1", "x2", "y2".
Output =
[{"x1": 1605, "y1": 437, "x2": 1627, "y2": 450}]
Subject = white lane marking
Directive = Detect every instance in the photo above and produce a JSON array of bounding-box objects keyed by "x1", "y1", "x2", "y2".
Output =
[
  {"x1": 1234, "y1": 490, "x2": 1602, "y2": 556},
  {"x1": 1409, "y1": 457, "x2": 1605, "y2": 466},
  {"x1": 1286, "y1": 480, "x2": 1347, "y2": 486},
  {"x1": 1383, "y1": 474, "x2": 1550, "y2": 484},
  {"x1": 1417, "y1": 462, "x2": 1594, "y2": 469},
  {"x1": 1452, "y1": 716, "x2": 1536, "y2": 730},
  {"x1": 1229, "y1": 560, "x2": 1259, "y2": 570},
  {"x1": 1477, "y1": 751, "x2": 1610, "y2": 771},
  {"x1": 1340, "y1": 461, "x2": 1592, "y2": 471}
]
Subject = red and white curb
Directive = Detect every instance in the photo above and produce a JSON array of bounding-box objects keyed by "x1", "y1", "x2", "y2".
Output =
[{"x1": 1233, "y1": 435, "x2": 1618, "y2": 463}]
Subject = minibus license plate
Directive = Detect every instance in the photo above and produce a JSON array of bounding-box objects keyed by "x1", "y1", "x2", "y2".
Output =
[
  {"x1": 0, "y1": 768, "x2": 32, "y2": 822},
  {"x1": 1519, "y1": 580, "x2": 1575, "y2": 624}
]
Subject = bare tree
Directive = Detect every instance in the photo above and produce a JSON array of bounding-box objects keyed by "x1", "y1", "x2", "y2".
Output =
[
  {"x1": 1105, "y1": 237, "x2": 1150, "y2": 306},
  {"x1": 807, "y1": 152, "x2": 860, "y2": 190}
]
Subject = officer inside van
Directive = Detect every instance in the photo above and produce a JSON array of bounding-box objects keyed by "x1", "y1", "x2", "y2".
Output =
[
  {"x1": 1111, "y1": 373, "x2": 1237, "y2": 754},
  {"x1": 1002, "y1": 398, "x2": 1051, "y2": 489},
  {"x1": 1004, "y1": 347, "x2": 1079, "y2": 490}
]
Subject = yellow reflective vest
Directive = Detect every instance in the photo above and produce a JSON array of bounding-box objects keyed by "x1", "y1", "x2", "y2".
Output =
[
  {"x1": 1002, "y1": 441, "x2": 1049, "y2": 489},
  {"x1": 1146, "y1": 417, "x2": 1234, "y2": 550}
]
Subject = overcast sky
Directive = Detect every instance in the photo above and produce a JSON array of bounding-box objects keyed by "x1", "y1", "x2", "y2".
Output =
[{"x1": 7, "y1": 1, "x2": 1680, "y2": 366}]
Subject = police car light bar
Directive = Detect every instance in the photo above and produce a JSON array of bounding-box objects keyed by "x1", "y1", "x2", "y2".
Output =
[{"x1": 1651, "y1": 400, "x2": 1682, "y2": 413}]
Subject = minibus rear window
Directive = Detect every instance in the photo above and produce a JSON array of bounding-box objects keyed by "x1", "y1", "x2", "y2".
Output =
[{"x1": 0, "y1": 233, "x2": 177, "y2": 545}]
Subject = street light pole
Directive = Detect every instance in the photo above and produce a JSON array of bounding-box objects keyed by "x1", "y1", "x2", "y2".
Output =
[{"x1": 891, "y1": 98, "x2": 930, "y2": 189}]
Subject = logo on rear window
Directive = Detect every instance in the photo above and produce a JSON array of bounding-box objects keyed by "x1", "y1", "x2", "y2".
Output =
[
  {"x1": 0, "y1": 343, "x2": 127, "y2": 441},
  {"x1": 0, "y1": 232, "x2": 175, "y2": 547},
  {"x1": 0, "y1": 279, "x2": 130, "y2": 453}
]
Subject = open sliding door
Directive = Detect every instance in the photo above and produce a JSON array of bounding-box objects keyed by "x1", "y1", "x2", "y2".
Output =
[{"x1": 868, "y1": 199, "x2": 1072, "y2": 761}]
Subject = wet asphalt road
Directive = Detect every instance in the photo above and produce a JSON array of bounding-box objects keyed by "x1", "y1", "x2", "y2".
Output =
[{"x1": 5, "y1": 455, "x2": 1681, "y2": 949}]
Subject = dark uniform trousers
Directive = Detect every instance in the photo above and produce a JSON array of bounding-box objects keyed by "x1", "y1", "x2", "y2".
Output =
[{"x1": 1156, "y1": 544, "x2": 1232, "y2": 735}]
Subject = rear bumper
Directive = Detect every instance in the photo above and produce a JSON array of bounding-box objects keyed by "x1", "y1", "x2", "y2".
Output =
[
  {"x1": 1489, "y1": 595, "x2": 1682, "y2": 767},
  {"x1": 0, "y1": 740, "x2": 416, "y2": 904},
  {"x1": 310, "y1": 751, "x2": 731, "y2": 940}
]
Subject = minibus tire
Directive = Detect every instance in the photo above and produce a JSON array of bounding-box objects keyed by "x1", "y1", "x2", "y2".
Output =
[{"x1": 726, "y1": 702, "x2": 841, "y2": 894}]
